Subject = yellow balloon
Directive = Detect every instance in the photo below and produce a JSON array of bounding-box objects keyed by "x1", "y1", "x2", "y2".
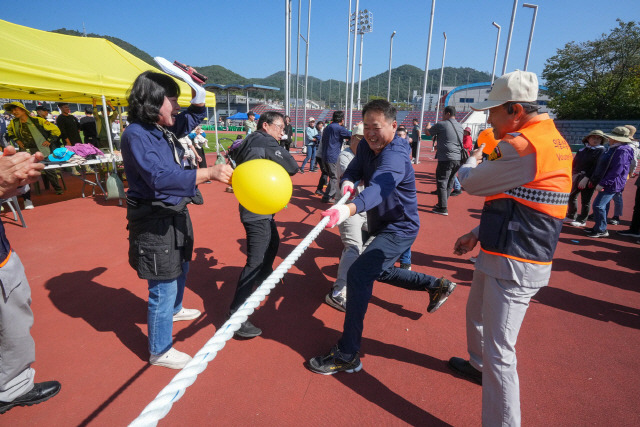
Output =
[{"x1": 232, "y1": 159, "x2": 293, "y2": 215}]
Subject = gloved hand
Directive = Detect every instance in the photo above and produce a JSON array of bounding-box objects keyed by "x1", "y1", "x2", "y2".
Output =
[
  {"x1": 154, "y1": 56, "x2": 206, "y2": 104},
  {"x1": 321, "y1": 205, "x2": 351, "y2": 228},
  {"x1": 341, "y1": 180, "x2": 355, "y2": 196},
  {"x1": 578, "y1": 176, "x2": 589, "y2": 190},
  {"x1": 595, "y1": 184, "x2": 604, "y2": 192}
]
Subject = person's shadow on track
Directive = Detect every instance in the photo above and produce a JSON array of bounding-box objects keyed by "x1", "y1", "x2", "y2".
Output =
[{"x1": 44, "y1": 267, "x2": 149, "y2": 360}]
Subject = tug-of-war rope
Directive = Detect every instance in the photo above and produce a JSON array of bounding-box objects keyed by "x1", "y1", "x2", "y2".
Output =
[{"x1": 129, "y1": 193, "x2": 350, "y2": 426}]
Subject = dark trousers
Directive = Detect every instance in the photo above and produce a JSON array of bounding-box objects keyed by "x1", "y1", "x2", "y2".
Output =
[
  {"x1": 338, "y1": 232, "x2": 439, "y2": 355},
  {"x1": 566, "y1": 183, "x2": 595, "y2": 222},
  {"x1": 230, "y1": 218, "x2": 279, "y2": 313},
  {"x1": 630, "y1": 185, "x2": 640, "y2": 233},
  {"x1": 323, "y1": 161, "x2": 339, "y2": 200},
  {"x1": 315, "y1": 157, "x2": 329, "y2": 192},
  {"x1": 194, "y1": 145, "x2": 207, "y2": 168},
  {"x1": 435, "y1": 160, "x2": 461, "y2": 208}
]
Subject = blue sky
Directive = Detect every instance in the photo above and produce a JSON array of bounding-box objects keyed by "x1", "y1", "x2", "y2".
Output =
[{"x1": 3, "y1": 0, "x2": 639, "y2": 84}]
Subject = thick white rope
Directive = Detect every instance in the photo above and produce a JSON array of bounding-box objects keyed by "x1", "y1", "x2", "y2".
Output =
[{"x1": 129, "y1": 193, "x2": 350, "y2": 427}]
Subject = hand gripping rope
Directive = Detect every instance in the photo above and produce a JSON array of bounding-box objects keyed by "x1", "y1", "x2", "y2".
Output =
[{"x1": 129, "y1": 193, "x2": 350, "y2": 427}]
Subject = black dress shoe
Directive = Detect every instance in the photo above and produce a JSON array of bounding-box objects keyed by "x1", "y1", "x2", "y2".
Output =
[
  {"x1": 322, "y1": 197, "x2": 336, "y2": 204},
  {"x1": 315, "y1": 190, "x2": 325, "y2": 196},
  {"x1": 448, "y1": 357, "x2": 482, "y2": 385},
  {"x1": 234, "y1": 320, "x2": 262, "y2": 339},
  {"x1": 0, "y1": 381, "x2": 61, "y2": 414}
]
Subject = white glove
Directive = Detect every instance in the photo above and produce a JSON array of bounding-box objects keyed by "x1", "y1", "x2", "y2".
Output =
[
  {"x1": 341, "y1": 180, "x2": 355, "y2": 196},
  {"x1": 578, "y1": 176, "x2": 589, "y2": 190},
  {"x1": 154, "y1": 56, "x2": 206, "y2": 104},
  {"x1": 321, "y1": 205, "x2": 351, "y2": 228}
]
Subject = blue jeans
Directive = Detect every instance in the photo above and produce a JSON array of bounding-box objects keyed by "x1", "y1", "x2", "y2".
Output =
[
  {"x1": 338, "y1": 232, "x2": 438, "y2": 355},
  {"x1": 300, "y1": 145, "x2": 316, "y2": 171},
  {"x1": 592, "y1": 191, "x2": 616, "y2": 233},
  {"x1": 147, "y1": 262, "x2": 189, "y2": 355},
  {"x1": 609, "y1": 191, "x2": 623, "y2": 217},
  {"x1": 453, "y1": 175, "x2": 461, "y2": 191},
  {"x1": 399, "y1": 248, "x2": 411, "y2": 264}
]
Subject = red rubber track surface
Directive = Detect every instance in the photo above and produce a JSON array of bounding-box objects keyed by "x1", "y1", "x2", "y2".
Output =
[{"x1": 3, "y1": 150, "x2": 639, "y2": 426}]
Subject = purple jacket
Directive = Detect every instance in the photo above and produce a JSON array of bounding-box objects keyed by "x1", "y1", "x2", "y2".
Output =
[{"x1": 599, "y1": 144, "x2": 634, "y2": 193}]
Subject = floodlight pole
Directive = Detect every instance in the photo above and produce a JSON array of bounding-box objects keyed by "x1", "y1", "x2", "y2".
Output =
[
  {"x1": 356, "y1": 32, "x2": 364, "y2": 110},
  {"x1": 387, "y1": 31, "x2": 396, "y2": 101},
  {"x1": 434, "y1": 32, "x2": 447, "y2": 126},
  {"x1": 284, "y1": 0, "x2": 291, "y2": 115},
  {"x1": 294, "y1": 0, "x2": 301, "y2": 148},
  {"x1": 345, "y1": 0, "x2": 352, "y2": 111},
  {"x1": 301, "y1": 0, "x2": 311, "y2": 139},
  {"x1": 522, "y1": 3, "x2": 538, "y2": 71},
  {"x1": 417, "y1": 0, "x2": 435, "y2": 162},
  {"x1": 348, "y1": 0, "x2": 360, "y2": 128},
  {"x1": 491, "y1": 22, "x2": 501, "y2": 84},
  {"x1": 502, "y1": 0, "x2": 518, "y2": 75}
]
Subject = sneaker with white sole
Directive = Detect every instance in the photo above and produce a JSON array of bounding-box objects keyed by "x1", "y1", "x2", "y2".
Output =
[
  {"x1": 617, "y1": 229, "x2": 640, "y2": 238},
  {"x1": 324, "y1": 292, "x2": 346, "y2": 312},
  {"x1": 427, "y1": 277, "x2": 456, "y2": 313},
  {"x1": 172, "y1": 307, "x2": 201, "y2": 322},
  {"x1": 570, "y1": 220, "x2": 586, "y2": 227},
  {"x1": 306, "y1": 345, "x2": 362, "y2": 375},
  {"x1": 23, "y1": 200, "x2": 34, "y2": 210},
  {"x1": 149, "y1": 348, "x2": 192, "y2": 369}
]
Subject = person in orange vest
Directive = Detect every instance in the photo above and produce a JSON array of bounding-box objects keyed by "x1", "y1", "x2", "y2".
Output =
[{"x1": 448, "y1": 70, "x2": 572, "y2": 427}]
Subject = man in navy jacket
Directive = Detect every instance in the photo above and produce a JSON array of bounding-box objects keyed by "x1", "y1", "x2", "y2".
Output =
[
  {"x1": 306, "y1": 99, "x2": 456, "y2": 375},
  {"x1": 320, "y1": 111, "x2": 351, "y2": 203}
]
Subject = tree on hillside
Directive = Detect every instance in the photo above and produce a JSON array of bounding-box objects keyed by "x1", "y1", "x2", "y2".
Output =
[{"x1": 542, "y1": 20, "x2": 640, "y2": 119}]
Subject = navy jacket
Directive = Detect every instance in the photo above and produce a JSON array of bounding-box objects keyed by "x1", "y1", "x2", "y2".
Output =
[
  {"x1": 342, "y1": 135, "x2": 420, "y2": 237},
  {"x1": 321, "y1": 122, "x2": 351, "y2": 164}
]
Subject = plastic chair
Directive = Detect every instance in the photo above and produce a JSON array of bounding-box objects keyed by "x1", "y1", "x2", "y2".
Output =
[{"x1": 0, "y1": 196, "x2": 27, "y2": 228}]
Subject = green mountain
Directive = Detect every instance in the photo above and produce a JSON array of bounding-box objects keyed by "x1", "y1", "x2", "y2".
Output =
[{"x1": 49, "y1": 29, "x2": 491, "y2": 104}]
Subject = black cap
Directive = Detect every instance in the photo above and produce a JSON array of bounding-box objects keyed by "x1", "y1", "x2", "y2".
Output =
[{"x1": 36, "y1": 105, "x2": 50, "y2": 112}]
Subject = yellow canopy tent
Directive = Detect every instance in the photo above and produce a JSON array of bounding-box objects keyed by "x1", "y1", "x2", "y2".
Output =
[{"x1": 0, "y1": 19, "x2": 215, "y2": 107}]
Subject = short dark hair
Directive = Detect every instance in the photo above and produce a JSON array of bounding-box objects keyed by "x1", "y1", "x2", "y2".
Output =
[
  {"x1": 503, "y1": 102, "x2": 539, "y2": 115},
  {"x1": 444, "y1": 106, "x2": 456, "y2": 117},
  {"x1": 85, "y1": 107, "x2": 93, "y2": 114},
  {"x1": 397, "y1": 126, "x2": 407, "y2": 133},
  {"x1": 413, "y1": 118, "x2": 419, "y2": 123},
  {"x1": 57, "y1": 102, "x2": 69, "y2": 107},
  {"x1": 332, "y1": 110, "x2": 345, "y2": 123},
  {"x1": 257, "y1": 111, "x2": 284, "y2": 130},
  {"x1": 127, "y1": 71, "x2": 180, "y2": 124},
  {"x1": 247, "y1": 111, "x2": 255, "y2": 118},
  {"x1": 362, "y1": 99, "x2": 397, "y2": 123}
]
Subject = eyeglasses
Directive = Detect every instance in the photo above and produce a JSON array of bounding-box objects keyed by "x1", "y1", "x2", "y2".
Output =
[{"x1": 272, "y1": 123, "x2": 285, "y2": 131}]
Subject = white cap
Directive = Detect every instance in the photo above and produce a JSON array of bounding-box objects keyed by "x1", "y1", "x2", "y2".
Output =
[
  {"x1": 308, "y1": 117, "x2": 315, "y2": 122},
  {"x1": 471, "y1": 70, "x2": 538, "y2": 111}
]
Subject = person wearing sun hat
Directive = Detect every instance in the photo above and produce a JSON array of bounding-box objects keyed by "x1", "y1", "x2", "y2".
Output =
[
  {"x1": 618, "y1": 125, "x2": 640, "y2": 238},
  {"x1": 585, "y1": 126, "x2": 635, "y2": 237},
  {"x1": 565, "y1": 129, "x2": 607, "y2": 227},
  {"x1": 4, "y1": 101, "x2": 65, "y2": 205},
  {"x1": 449, "y1": 70, "x2": 573, "y2": 426}
]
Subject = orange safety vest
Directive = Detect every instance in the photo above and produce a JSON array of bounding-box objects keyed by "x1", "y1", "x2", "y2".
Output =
[{"x1": 479, "y1": 115, "x2": 572, "y2": 264}]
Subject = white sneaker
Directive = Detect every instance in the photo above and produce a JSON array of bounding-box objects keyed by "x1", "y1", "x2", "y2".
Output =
[
  {"x1": 149, "y1": 348, "x2": 192, "y2": 369},
  {"x1": 23, "y1": 200, "x2": 34, "y2": 210},
  {"x1": 172, "y1": 307, "x2": 201, "y2": 322}
]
